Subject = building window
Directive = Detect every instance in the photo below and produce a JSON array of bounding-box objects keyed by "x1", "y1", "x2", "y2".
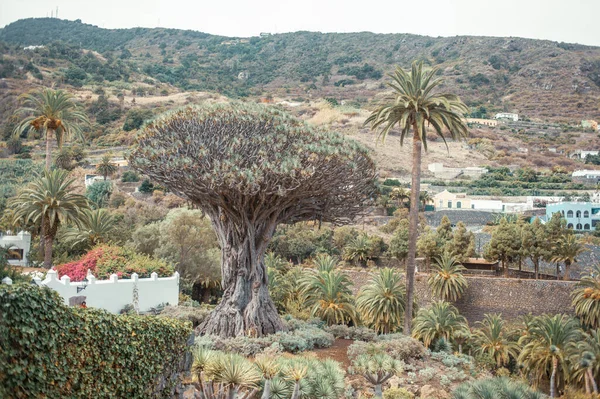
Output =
[
  {"x1": 585, "y1": 224, "x2": 590, "y2": 230},
  {"x1": 567, "y1": 210, "x2": 574, "y2": 218},
  {"x1": 457, "y1": 201, "x2": 462, "y2": 209},
  {"x1": 576, "y1": 211, "x2": 582, "y2": 218},
  {"x1": 561, "y1": 210, "x2": 565, "y2": 216},
  {"x1": 448, "y1": 201, "x2": 452, "y2": 208},
  {"x1": 471, "y1": 204, "x2": 475, "y2": 209},
  {"x1": 439, "y1": 200, "x2": 443, "y2": 208},
  {"x1": 6, "y1": 248, "x2": 23, "y2": 260},
  {"x1": 584, "y1": 211, "x2": 590, "y2": 218},
  {"x1": 576, "y1": 223, "x2": 582, "y2": 230},
  {"x1": 568, "y1": 223, "x2": 574, "y2": 229}
]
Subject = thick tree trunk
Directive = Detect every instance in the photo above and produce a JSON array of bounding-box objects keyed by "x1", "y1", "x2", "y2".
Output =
[
  {"x1": 374, "y1": 384, "x2": 383, "y2": 399},
  {"x1": 563, "y1": 260, "x2": 571, "y2": 281},
  {"x1": 198, "y1": 217, "x2": 285, "y2": 337},
  {"x1": 404, "y1": 133, "x2": 422, "y2": 334}
]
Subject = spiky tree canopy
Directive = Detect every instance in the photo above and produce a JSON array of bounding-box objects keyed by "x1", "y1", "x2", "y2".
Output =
[
  {"x1": 129, "y1": 103, "x2": 376, "y2": 227},
  {"x1": 129, "y1": 102, "x2": 376, "y2": 337}
]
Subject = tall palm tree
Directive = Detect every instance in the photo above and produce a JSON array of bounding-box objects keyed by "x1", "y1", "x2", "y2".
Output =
[
  {"x1": 366, "y1": 61, "x2": 469, "y2": 333},
  {"x1": 552, "y1": 233, "x2": 586, "y2": 281},
  {"x1": 300, "y1": 269, "x2": 356, "y2": 325},
  {"x1": 572, "y1": 264, "x2": 600, "y2": 329},
  {"x1": 412, "y1": 300, "x2": 469, "y2": 348},
  {"x1": 428, "y1": 254, "x2": 468, "y2": 302},
  {"x1": 356, "y1": 268, "x2": 407, "y2": 333},
  {"x1": 518, "y1": 314, "x2": 582, "y2": 398},
  {"x1": 61, "y1": 208, "x2": 117, "y2": 248},
  {"x1": 472, "y1": 314, "x2": 519, "y2": 368},
  {"x1": 13, "y1": 88, "x2": 89, "y2": 169},
  {"x1": 95, "y1": 154, "x2": 118, "y2": 181},
  {"x1": 9, "y1": 169, "x2": 89, "y2": 268}
]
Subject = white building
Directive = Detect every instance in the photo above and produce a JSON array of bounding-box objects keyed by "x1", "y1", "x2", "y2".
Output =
[
  {"x1": 0, "y1": 231, "x2": 32, "y2": 266},
  {"x1": 570, "y1": 150, "x2": 599, "y2": 160},
  {"x1": 427, "y1": 163, "x2": 488, "y2": 179},
  {"x1": 495, "y1": 113, "x2": 519, "y2": 122},
  {"x1": 572, "y1": 170, "x2": 600, "y2": 182},
  {"x1": 84, "y1": 174, "x2": 110, "y2": 187}
]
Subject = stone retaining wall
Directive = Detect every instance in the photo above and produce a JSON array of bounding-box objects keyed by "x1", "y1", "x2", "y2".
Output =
[{"x1": 342, "y1": 269, "x2": 576, "y2": 324}]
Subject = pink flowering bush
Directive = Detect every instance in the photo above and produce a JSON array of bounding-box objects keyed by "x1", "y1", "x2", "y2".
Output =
[{"x1": 55, "y1": 245, "x2": 173, "y2": 281}]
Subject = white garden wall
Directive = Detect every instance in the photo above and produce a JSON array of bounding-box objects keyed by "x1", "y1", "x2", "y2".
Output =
[{"x1": 34, "y1": 270, "x2": 179, "y2": 314}]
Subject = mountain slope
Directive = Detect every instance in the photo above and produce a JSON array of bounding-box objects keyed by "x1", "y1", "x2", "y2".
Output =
[{"x1": 1, "y1": 18, "x2": 600, "y2": 122}]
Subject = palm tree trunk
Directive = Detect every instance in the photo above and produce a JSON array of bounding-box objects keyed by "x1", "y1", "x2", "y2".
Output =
[
  {"x1": 291, "y1": 382, "x2": 301, "y2": 399},
  {"x1": 45, "y1": 128, "x2": 54, "y2": 170},
  {"x1": 563, "y1": 260, "x2": 571, "y2": 281},
  {"x1": 550, "y1": 356, "x2": 558, "y2": 398},
  {"x1": 43, "y1": 235, "x2": 53, "y2": 269},
  {"x1": 404, "y1": 132, "x2": 422, "y2": 334},
  {"x1": 585, "y1": 371, "x2": 591, "y2": 394},
  {"x1": 374, "y1": 383, "x2": 383, "y2": 399},
  {"x1": 261, "y1": 379, "x2": 271, "y2": 399},
  {"x1": 588, "y1": 367, "x2": 598, "y2": 393}
]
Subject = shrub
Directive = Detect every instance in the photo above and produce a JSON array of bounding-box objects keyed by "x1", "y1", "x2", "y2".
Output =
[
  {"x1": 121, "y1": 170, "x2": 140, "y2": 182},
  {"x1": 348, "y1": 335, "x2": 426, "y2": 362},
  {"x1": 55, "y1": 244, "x2": 174, "y2": 281},
  {"x1": 383, "y1": 387, "x2": 415, "y2": 399},
  {"x1": 158, "y1": 304, "x2": 212, "y2": 327},
  {"x1": 325, "y1": 324, "x2": 377, "y2": 341},
  {"x1": 0, "y1": 283, "x2": 191, "y2": 399},
  {"x1": 199, "y1": 319, "x2": 334, "y2": 356}
]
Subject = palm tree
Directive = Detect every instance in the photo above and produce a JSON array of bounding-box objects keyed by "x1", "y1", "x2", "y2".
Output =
[
  {"x1": 428, "y1": 254, "x2": 468, "y2": 301},
  {"x1": 351, "y1": 354, "x2": 403, "y2": 399},
  {"x1": 518, "y1": 314, "x2": 582, "y2": 397},
  {"x1": 343, "y1": 234, "x2": 371, "y2": 266},
  {"x1": 300, "y1": 269, "x2": 356, "y2": 325},
  {"x1": 13, "y1": 88, "x2": 89, "y2": 169},
  {"x1": 95, "y1": 154, "x2": 118, "y2": 181},
  {"x1": 552, "y1": 233, "x2": 586, "y2": 281},
  {"x1": 572, "y1": 264, "x2": 600, "y2": 328},
  {"x1": 419, "y1": 191, "x2": 432, "y2": 211},
  {"x1": 366, "y1": 61, "x2": 469, "y2": 334},
  {"x1": 61, "y1": 208, "x2": 117, "y2": 248},
  {"x1": 356, "y1": 268, "x2": 407, "y2": 333},
  {"x1": 412, "y1": 300, "x2": 469, "y2": 348},
  {"x1": 9, "y1": 169, "x2": 89, "y2": 268},
  {"x1": 568, "y1": 330, "x2": 600, "y2": 394},
  {"x1": 472, "y1": 314, "x2": 519, "y2": 368},
  {"x1": 312, "y1": 253, "x2": 338, "y2": 272}
]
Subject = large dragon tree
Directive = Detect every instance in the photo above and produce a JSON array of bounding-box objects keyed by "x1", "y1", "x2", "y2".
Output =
[{"x1": 129, "y1": 103, "x2": 376, "y2": 337}]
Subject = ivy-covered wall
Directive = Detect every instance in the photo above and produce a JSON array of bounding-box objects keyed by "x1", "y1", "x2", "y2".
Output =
[{"x1": 0, "y1": 284, "x2": 192, "y2": 399}]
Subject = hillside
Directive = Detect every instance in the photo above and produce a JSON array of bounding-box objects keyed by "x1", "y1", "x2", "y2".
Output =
[{"x1": 2, "y1": 18, "x2": 600, "y2": 123}]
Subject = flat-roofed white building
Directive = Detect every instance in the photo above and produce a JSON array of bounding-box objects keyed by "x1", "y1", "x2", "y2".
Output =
[
  {"x1": 0, "y1": 231, "x2": 32, "y2": 266},
  {"x1": 495, "y1": 112, "x2": 519, "y2": 122}
]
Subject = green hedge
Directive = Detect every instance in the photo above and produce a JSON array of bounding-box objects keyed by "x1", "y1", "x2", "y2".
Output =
[{"x1": 0, "y1": 284, "x2": 192, "y2": 399}]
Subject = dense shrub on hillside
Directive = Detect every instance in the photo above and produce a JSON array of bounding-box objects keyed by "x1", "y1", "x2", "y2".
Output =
[
  {"x1": 158, "y1": 303, "x2": 212, "y2": 328},
  {"x1": 123, "y1": 108, "x2": 154, "y2": 131},
  {"x1": 0, "y1": 283, "x2": 191, "y2": 399},
  {"x1": 55, "y1": 244, "x2": 174, "y2": 281}
]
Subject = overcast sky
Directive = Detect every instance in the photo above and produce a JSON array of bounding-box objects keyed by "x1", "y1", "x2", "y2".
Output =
[{"x1": 2, "y1": 0, "x2": 599, "y2": 46}]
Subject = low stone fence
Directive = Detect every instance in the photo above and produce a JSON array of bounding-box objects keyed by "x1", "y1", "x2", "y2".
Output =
[
  {"x1": 342, "y1": 269, "x2": 577, "y2": 323},
  {"x1": 1, "y1": 269, "x2": 180, "y2": 313}
]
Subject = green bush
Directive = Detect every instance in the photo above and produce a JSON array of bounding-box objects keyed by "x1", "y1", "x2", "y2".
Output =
[
  {"x1": 0, "y1": 283, "x2": 192, "y2": 399},
  {"x1": 158, "y1": 304, "x2": 212, "y2": 327},
  {"x1": 86, "y1": 180, "x2": 113, "y2": 207},
  {"x1": 325, "y1": 324, "x2": 377, "y2": 341},
  {"x1": 121, "y1": 170, "x2": 140, "y2": 182},
  {"x1": 198, "y1": 318, "x2": 334, "y2": 356},
  {"x1": 384, "y1": 387, "x2": 415, "y2": 399},
  {"x1": 348, "y1": 334, "x2": 426, "y2": 362}
]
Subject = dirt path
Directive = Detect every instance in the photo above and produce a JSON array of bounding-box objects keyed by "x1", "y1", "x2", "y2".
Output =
[{"x1": 308, "y1": 338, "x2": 353, "y2": 369}]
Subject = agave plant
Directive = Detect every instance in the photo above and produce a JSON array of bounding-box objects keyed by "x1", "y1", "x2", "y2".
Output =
[
  {"x1": 428, "y1": 254, "x2": 468, "y2": 302},
  {"x1": 300, "y1": 268, "x2": 356, "y2": 325},
  {"x1": 351, "y1": 354, "x2": 403, "y2": 399},
  {"x1": 472, "y1": 314, "x2": 519, "y2": 368},
  {"x1": 568, "y1": 329, "x2": 600, "y2": 394},
  {"x1": 412, "y1": 300, "x2": 469, "y2": 348},
  {"x1": 452, "y1": 377, "x2": 545, "y2": 399},
  {"x1": 572, "y1": 264, "x2": 600, "y2": 329},
  {"x1": 356, "y1": 268, "x2": 406, "y2": 333},
  {"x1": 518, "y1": 314, "x2": 582, "y2": 398}
]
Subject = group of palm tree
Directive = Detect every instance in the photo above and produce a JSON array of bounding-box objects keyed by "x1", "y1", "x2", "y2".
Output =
[{"x1": 6, "y1": 87, "x2": 122, "y2": 268}]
